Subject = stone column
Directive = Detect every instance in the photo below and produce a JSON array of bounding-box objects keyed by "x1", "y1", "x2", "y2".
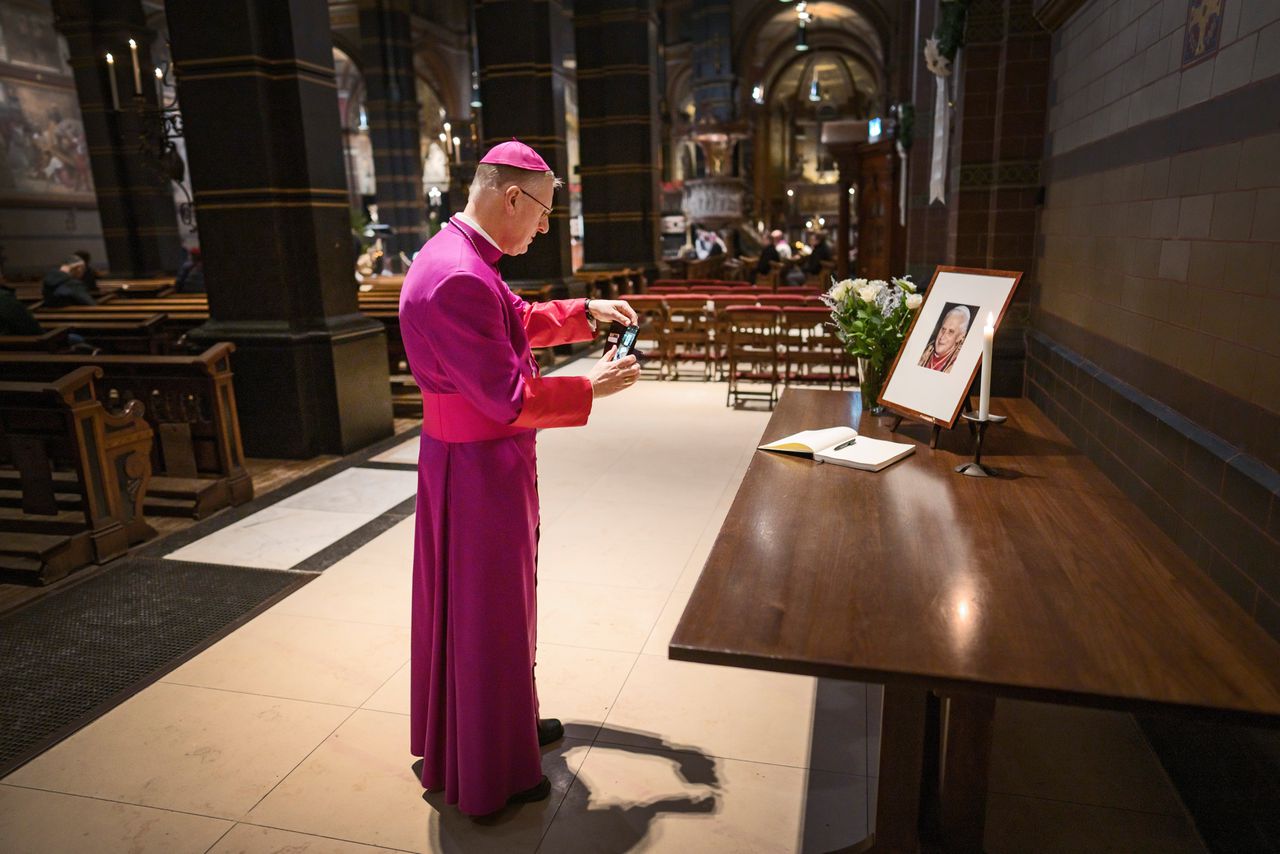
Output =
[
  {"x1": 573, "y1": 0, "x2": 661, "y2": 277},
  {"x1": 359, "y1": 0, "x2": 427, "y2": 268},
  {"x1": 53, "y1": 0, "x2": 184, "y2": 277},
  {"x1": 165, "y1": 0, "x2": 393, "y2": 458},
  {"x1": 475, "y1": 0, "x2": 575, "y2": 291}
]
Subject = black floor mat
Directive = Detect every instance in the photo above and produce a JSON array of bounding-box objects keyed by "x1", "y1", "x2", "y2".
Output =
[{"x1": 0, "y1": 557, "x2": 309, "y2": 777}]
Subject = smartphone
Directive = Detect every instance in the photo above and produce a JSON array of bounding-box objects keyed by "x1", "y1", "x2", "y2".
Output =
[{"x1": 614, "y1": 325, "x2": 639, "y2": 360}]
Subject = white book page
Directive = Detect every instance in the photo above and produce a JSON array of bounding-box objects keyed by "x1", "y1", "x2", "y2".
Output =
[
  {"x1": 758, "y1": 426, "x2": 857, "y2": 454},
  {"x1": 814, "y1": 435, "x2": 915, "y2": 470}
]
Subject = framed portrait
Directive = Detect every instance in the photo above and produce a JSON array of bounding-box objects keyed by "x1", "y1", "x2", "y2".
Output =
[{"x1": 878, "y1": 266, "x2": 1023, "y2": 427}]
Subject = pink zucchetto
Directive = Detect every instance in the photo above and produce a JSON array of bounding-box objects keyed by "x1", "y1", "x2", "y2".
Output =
[{"x1": 479, "y1": 139, "x2": 551, "y2": 172}]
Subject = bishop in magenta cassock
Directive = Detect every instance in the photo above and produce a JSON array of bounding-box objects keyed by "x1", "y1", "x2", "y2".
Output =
[{"x1": 400, "y1": 140, "x2": 640, "y2": 816}]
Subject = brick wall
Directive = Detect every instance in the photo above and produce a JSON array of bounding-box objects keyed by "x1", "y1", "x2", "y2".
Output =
[
  {"x1": 1037, "y1": 3, "x2": 1280, "y2": 848},
  {"x1": 1039, "y1": 0, "x2": 1280, "y2": 432}
]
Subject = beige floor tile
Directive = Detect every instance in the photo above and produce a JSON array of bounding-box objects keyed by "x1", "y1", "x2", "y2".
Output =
[
  {"x1": 163, "y1": 611, "x2": 409, "y2": 707},
  {"x1": 4, "y1": 682, "x2": 351, "y2": 819},
  {"x1": 538, "y1": 743, "x2": 870, "y2": 853},
  {"x1": 247, "y1": 708, "x2": 586, "y2": 854},
  {"x1": 271, "y1": 560, "x2": 411, "y2": 628},
  {"x1": 984, "y1": 792, "x2": 1206, "y2": 854},
  {"x1": 987, "y1": 700, "x2": 1187, "y2": 815},
  {"x1": 537, "y1": 580, "x2": 669, "y2": 653},
  {"x1": 209, "y1": 823, "x2": 409, "y2": 853},
  {"x1": 363, "y1": 661, "x2": 410, "y2": 714},
  {"x1": 537, "y1": 513, "x2": 704, "y2": 591},
  {"x1": 0, "y1": 784, "x2": 232, "y2": 854},
  {"x1": 639, "y1": 586, "x2": 693, "y2": 657},
  {"x1": 336, "y1": 516, "x2": 418, "y2": 568},
  {"x1": 601, "y1": 655, "x2": 866, "y2": 774},
  {"x1": 535, "y1": 642, "x2": 638, "y2": 734}
]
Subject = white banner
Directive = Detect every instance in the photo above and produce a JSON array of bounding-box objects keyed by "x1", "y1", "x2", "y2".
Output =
[{"x1": 929, "y1": 74, "x2": 948, "y2": 204}]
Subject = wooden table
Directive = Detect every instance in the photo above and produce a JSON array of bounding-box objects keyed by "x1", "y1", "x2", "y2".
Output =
[{"x1": 670, "y1": 389, "x2": 1280, "y2": 853}]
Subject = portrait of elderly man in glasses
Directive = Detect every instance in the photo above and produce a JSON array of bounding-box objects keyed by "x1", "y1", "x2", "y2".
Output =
[
  {"x1": 917, "y1": 302, "x2": 976, "y2": 374},
  {"x1": 399, "y1": 140, "x2": 641, "y2": 817}
]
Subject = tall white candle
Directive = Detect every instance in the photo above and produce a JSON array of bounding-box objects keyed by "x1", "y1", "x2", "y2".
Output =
[
  {"x1": 452, "y1": 136, "x2": 461, "y2": 163},
  {"x1": 979, "y1": 312, "x2": 994, "y2": 420},
  {"x1": 105, "y1": 53, "x2": 120, "y2": 111},
  {"x1": 154, "y1": 67, "x2": 164, "y2": 104},
  {"x1": 128, "y1": 38, "x2": 142, "y2": 94}
]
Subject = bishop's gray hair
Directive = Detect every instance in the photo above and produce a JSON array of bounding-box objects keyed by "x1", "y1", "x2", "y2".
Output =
[
  {"x1": 944, "y1": 304, "x2": 971, "y2": 329},
  {"x1": 469, "y1": 163, "x2": 563, "y2": 199}
]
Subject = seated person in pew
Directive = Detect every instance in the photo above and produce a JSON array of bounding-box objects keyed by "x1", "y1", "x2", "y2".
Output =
[
  {"x1": 73, "y1": 249, "x2": 100, "y2": 293},
  {"x1": 41, "y1": 256, "x2": 97, "y2": 307},
  {"x1": 0, "y1": 280, "x2": 43, "y2": 335},
  {"x1": 175, "y1": 246, "x2": 205, "y2": 294}
]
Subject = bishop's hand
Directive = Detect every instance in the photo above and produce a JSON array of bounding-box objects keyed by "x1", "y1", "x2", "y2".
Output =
[
  {"x1": 588, "y1": 299, "x2": 639, "y2": 327},
  {"x1": 588, "y1": 347, "x2": 641, "y2": 398}
]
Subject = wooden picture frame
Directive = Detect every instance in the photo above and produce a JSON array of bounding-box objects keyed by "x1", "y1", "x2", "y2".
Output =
[{"x1": 878, "y1": 266, "x2": 1023, "y2": 428}]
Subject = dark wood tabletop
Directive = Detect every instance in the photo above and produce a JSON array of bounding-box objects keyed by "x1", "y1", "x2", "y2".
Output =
[{"x1": 670, "y1": 388, "x2": 1280, "y2": 723}]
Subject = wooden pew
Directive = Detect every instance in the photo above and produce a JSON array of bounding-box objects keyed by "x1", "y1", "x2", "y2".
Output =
[
  {"x1": 0, "y1": 344, "x2": 251, "y2": 519},
  {"x1": 0, "y1": 328, "x2": 70, "y2": 353},
  {"x1": 0, "y1": 367, "x2": 155, "y2": 584},
  {"x1": 34, "y1": 307, "x2": 201, "y2": 351}
]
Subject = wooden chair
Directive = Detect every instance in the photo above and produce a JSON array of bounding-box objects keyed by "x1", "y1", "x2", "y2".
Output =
[
  {"x1": 723, "y1": 305, "x2": 782, "y2": 408},
  {"x1": 757, "y1": 294, "x2": 810, "y2": 308},
  {"x1": 664, "y1": 295, "x2": 716, "y2": 381},
  {"x1": 779, "y1": 307, "x2": 846, "y2": 389},
  {"x1": 619, "y1": 295, "x2": 670, "y2": 379}
]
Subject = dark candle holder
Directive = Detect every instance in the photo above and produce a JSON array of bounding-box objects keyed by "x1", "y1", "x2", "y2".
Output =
[{"x1": 954, "y1": 412, "x2": 1007, "y2": 477}]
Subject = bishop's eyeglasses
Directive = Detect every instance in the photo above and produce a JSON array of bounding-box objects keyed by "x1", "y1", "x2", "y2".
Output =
[{"x1": 518, "y1": 187, "x2": 553, "y2": 224}]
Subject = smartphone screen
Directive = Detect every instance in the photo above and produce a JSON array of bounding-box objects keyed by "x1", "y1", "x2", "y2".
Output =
[{"x1": 614, "y1": 325, "x2": 639, "y2": 360}]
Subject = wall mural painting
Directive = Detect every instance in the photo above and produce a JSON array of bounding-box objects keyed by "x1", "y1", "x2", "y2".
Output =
[
  {"x1": 0, "y1": 3, "x2": 69, "y2": 73},
  {"x1": 0, "y1": 80, "x2": 93, "y2": 200}
]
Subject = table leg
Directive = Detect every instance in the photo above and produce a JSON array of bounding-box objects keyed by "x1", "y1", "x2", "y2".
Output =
[
  {"x1": 829, "y1": 684, "x2": 931, "y2": 854},
  {"x1": 936, "y1": 693, "x2": 996, "y2": 853}
]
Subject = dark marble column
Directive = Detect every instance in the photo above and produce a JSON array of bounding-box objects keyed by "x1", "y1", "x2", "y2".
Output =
[
  {"x1": 53, "y1": 0, "x2": 184, "y2": 277},
  {"x1": 358, "y1": 0, "x2": 427, "y2": 268},
  {"x1": 165, "y1": 0, "x2": 393, "y2": 458},
  {"x1": 573, "y1": 0, "x2": 661, "y2": 276},
  {"x1": 475, "y1": 0, "x2": 575, "y2": 291}
]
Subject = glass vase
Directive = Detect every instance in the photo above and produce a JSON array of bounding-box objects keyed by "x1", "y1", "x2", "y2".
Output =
[{"x1": 856, "y1": 357, "x2": 884, "y2": 414}]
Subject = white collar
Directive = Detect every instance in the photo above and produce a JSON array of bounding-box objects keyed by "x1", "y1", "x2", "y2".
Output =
[{"x1": 454, "y1": 212, "x2": 501, "y2": 252}]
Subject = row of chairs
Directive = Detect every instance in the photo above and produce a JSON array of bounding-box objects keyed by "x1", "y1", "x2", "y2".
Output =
[
  {"x1": 649, "y1": 278, "x2": 827, "y2": 297},
  {"x1": 619, "y1": 295, "x2": 856, "y2": 408}
]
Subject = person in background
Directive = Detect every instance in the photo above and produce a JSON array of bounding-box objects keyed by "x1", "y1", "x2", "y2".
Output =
[
  {"x1": 756, "y1": 229, "x2": 781, "y2": 276},
  {"x1": 694, "y1": 227, "x2": 726, "y2": 260},
  {"x1": 73, "y1": 249, "x2": 99, "y2": 292},
  {"x1": 41, "y1": 256, "x2": 95, "y2": 307},
  {"x1": 175, "y1": 246, "x2": 205, "y2": 294},
  {"x1": 803, "y1": 231, "x2": 832, "y2": 275},
  {"x1": 774, "y1": 229, "x2": 793, "y2": 260},
  {"x1": 0, "y1": 277, "x2": 44, "y2": 336}
]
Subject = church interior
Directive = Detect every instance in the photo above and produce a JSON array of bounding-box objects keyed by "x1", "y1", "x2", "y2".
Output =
[{"x1": 1, "y1": 0, "x2": 1279, "y2": 851}]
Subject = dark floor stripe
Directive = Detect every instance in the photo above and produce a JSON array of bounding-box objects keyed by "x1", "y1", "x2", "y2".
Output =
[{"x1": 0, "y1": 557, "x2": 309, "y2": 777}]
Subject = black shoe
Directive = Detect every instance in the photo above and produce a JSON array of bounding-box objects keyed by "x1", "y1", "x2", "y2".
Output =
[
  {"x1": 537, "y1": 717, "x2": 564, "y2": 746},
  {"x1": 507, "y1": 775, "x2": 551, "y2": 805}
]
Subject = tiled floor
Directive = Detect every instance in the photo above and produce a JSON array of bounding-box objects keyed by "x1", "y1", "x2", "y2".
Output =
[{"x1": 0, "y1": 365, "x2": 1206, "y2": 853}]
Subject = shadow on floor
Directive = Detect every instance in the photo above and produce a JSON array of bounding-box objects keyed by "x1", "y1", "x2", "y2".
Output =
[{"x1": 424, "y1": 723, "x2": 719, "y2": 853}]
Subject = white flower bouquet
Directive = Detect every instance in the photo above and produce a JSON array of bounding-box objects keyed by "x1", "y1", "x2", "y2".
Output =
[{"x1": 822, "y1": 275, "x2": 922, "y2": 410}]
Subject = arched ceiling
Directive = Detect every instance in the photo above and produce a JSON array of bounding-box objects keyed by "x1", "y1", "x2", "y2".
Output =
[
  {"x1": 770, "y1": 49, "x2": 876, "y2": 118},
  {"x1": 737, "y1": 0, "x2": 887, "y2": 111}
]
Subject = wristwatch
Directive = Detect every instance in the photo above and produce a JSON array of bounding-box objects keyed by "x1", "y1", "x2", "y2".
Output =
[{"x1": 584, "y1": 298, "x2": 597, "y2": 330}]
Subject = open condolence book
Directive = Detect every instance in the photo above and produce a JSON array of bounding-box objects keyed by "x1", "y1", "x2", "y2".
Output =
[{"x1": 758, "y1": 426, "x2": 915, "y2": 472}]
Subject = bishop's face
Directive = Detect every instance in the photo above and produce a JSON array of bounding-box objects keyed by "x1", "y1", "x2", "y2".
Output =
[
  {"x1": 509, "y1": 178, "x2": 553, "y2": 255},
  {"x1": 935, "y1": 312, "x2": 966, "y2": 357}
]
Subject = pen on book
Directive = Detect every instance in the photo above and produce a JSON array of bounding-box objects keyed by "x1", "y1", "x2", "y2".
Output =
[{"x1": 832, "y1": 437, "x2": 857, "y2": 451}]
